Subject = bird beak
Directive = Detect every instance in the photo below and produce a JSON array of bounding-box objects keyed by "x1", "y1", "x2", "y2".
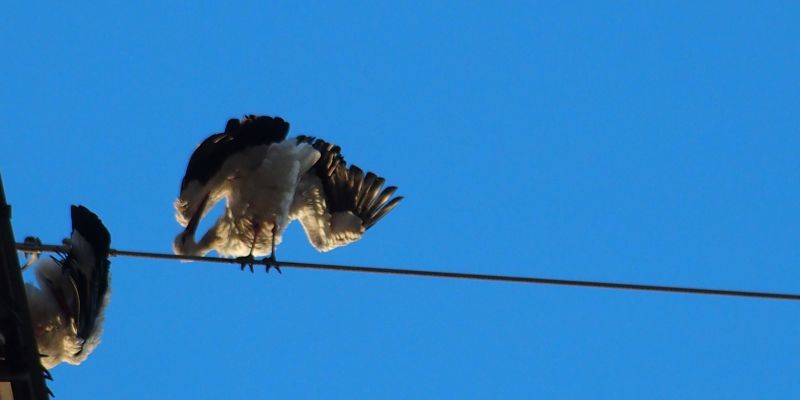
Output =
[{"x1": 185, "y1": 193, "x2": 209, "y2": 235}]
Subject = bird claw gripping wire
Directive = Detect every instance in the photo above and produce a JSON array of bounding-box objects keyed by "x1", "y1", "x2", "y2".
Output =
[
  {"x1": 20, "y1": 236, "x2": 42, "y2": 271},
  {"x1": 262, "y1": 255, "x2": 281, "y2": 274},
  {"x1": 236, "y1": 256, "x2": 256, "y2": 273},
  {"x1": 234, "y1": 255, "x2": 281, "y2": 274}
]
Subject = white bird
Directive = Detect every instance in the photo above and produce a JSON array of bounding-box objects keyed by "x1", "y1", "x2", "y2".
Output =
[
  {"x1": 173, "y1": 115, "x2": 403, "y2": 271},
  {"x1": 24, "y1": 205, "x2": 111, "y2": 369}
]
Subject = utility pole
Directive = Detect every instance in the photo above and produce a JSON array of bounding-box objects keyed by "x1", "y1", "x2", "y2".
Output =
[{"x1": 0, "y1": 174, "x2": 50, "y2": 399}]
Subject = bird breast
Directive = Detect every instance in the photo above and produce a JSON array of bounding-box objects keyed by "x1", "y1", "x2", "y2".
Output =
[{"x1": 230, "y1": 140, "x2": 318, "y2": 228}]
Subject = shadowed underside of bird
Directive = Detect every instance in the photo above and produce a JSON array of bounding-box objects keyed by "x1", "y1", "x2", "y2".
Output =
[
  {"x1": 173, "y1": 115, "x2": 404, "y2": 265},
  {"x1": 25, "y1": 205, "x2": 111, "y2": 369}
]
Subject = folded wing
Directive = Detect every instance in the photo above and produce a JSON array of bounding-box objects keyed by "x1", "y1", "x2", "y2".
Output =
[
  {"x1": 175, "y1": 115, "x2": 290, "y2": 226},
  {"x1": 62, "y1": 205, "x2": 112, "y2": 356}
]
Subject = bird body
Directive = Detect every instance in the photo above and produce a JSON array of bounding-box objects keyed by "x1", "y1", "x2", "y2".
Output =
[
  {"x1": 189, "y1": 138, "x2": 319, "y2": 257},
  {"x1": 26, "y1": 259, "x2": 87, "y2": 368},
  {"x1": 174, "y1": 115, "x2": 403, "y2": 263},
  {"x1": 174, "y1": 116, "x2": 290, "y2": 229},
  {"x1": 173, "y1": 116, "x2": 319, "y2": 258},
  {"x1": 25, "y1": 205, "x2": 111, "y2": 369}
]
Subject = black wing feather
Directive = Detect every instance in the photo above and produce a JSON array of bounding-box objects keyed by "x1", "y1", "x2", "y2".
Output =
[
  {"x1": 365, "y1": 196, "x2": 404, "y2": 229},
  {"x1": 62, "y1": 205, "x2": 111, "y2": 354},
  {"x1": 180, "y1": 115, "x2": 290, "y2": 192},
  {"x1": 302, "y1": 137, "x2": 403, "y2": 229}
]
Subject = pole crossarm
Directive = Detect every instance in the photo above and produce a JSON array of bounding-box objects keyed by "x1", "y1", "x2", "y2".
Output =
[{"x1": 14, "y1": 242, "x2": 800, "y2": 302}]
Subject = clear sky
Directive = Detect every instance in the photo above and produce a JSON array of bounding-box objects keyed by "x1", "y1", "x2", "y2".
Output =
[{"x1": 2, "y1": 1, "x2": 799, "y2": 399}]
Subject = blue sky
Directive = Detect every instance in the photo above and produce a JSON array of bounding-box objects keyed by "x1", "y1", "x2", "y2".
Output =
[{"x1": 2, "y1": 1, "x2": 799, "y2": 398}]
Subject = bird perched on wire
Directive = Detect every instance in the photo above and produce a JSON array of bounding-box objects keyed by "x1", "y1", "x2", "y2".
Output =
[
  {"x1": 23, "y1": 205, "x2": 112, "y2": 369},
  {"x1": 173, "y1": 115, "x2": 403, "y2": 272}
]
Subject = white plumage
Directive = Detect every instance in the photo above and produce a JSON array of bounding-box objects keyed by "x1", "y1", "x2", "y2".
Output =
[
  {"x1": 24, "y1": 205, "x2": 111, "y2": 369},
  {"x1": 173, "y1": 115, "x2": 403, "y2": 269}
]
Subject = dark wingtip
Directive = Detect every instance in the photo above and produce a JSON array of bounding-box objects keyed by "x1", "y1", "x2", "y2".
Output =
[
  {"x1": 365, "y1": 196, "x2": 404, "y2": 230},
  {"x1": 70, "y1": 205, "x2": 111, "y2": 253}
]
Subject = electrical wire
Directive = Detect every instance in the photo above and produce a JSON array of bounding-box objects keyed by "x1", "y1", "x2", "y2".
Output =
[{"x1": 14, "y1": 242, "x2": 800, "y2": 301}]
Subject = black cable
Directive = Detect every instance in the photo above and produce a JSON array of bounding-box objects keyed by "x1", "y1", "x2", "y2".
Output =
[{"x1": 14, "y1": 242, "x2": 800, "y2": 301}]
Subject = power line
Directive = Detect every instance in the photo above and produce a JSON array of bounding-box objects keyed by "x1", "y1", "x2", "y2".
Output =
[{"x1": 14, "y1": 242, "x2": 800, "y2": 302}]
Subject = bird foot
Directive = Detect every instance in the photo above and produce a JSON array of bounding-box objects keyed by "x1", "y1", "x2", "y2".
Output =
[
  {"x1": 20, "y1": 236, "x2": 42, "y2": 271},
  {"x1": 262, "y1": 255, "x2": 281, "y2": 274},
  {"x1": 235, "y1": 255, "x2": 256, "y2": 273}
]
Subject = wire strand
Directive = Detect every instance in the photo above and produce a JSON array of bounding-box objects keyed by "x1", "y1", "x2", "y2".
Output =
[{"x1": 14, "y1": 242, "x2": 800, "y2": 301}]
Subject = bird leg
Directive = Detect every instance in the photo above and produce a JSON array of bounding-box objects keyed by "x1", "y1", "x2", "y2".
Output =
[
  {"x1": 263, "y1": 223, "x2": 281, "y2": 274},
  {"x1": 185, "y1": 193, "x2": 210, "y2": 236},
  {"x1": 237, "y1": 219, "x2": 261, "y2": 273}
]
